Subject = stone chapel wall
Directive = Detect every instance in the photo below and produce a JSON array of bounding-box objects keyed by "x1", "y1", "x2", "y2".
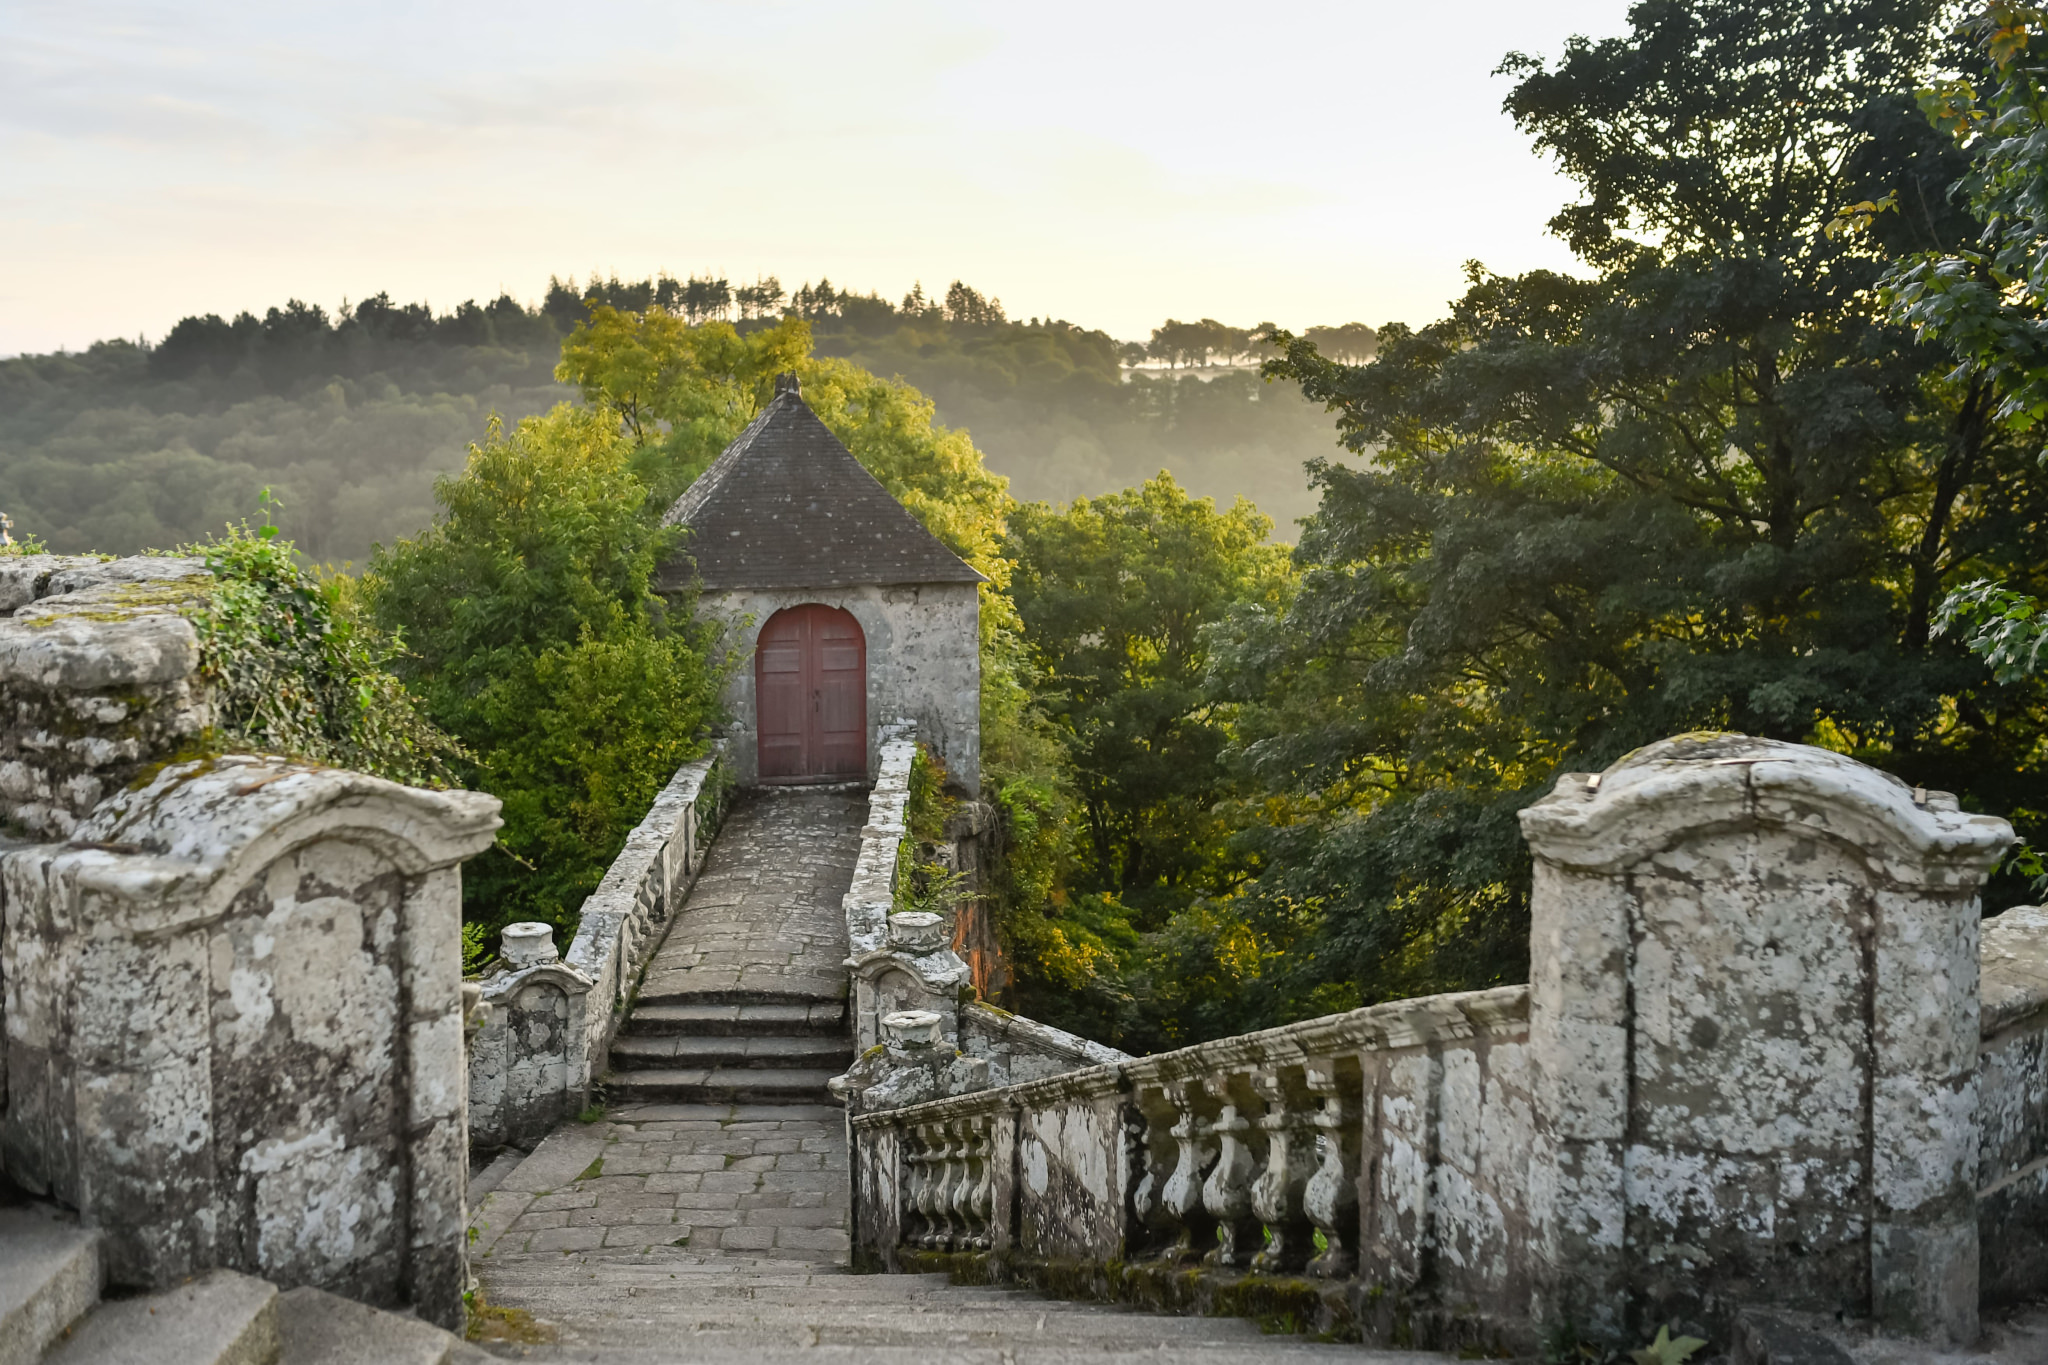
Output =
[{"x1": 696, "y1": 581, "x2": 981, "y2": 792}]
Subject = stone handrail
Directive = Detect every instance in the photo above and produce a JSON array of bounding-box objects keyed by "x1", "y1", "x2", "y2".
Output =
[
  {"x1": 467, "y1": 744, "x2": 732, "y2": 1149},
  {"x1": 851, "y1": 983, "x2": 1531, "y2": 1318},
  {"x1": 845, "y1": 719, "x2": 918, "y2": 958}
]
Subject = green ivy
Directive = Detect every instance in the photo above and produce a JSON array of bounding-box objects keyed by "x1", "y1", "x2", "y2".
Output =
[{"x1": 185, "y1": 512, "x2": 462, "y2": 788}]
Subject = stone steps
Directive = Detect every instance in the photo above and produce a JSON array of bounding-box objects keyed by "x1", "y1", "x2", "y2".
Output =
[
  {"x1": 605, "y1": 1066, "x2": 848, "y2": 1105},
  {"x1": 0, "y1": 1201, "x2": 483, "y2": 1364},
  {"x1": 623, "y1": 1001, "x2": 847, "y2": 1037},
  {"x1": 610, "y1": 1034, "x2": 854, "y2": 1072}
]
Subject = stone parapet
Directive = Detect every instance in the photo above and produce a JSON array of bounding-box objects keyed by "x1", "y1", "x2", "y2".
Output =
[
  {"x1": 1978, "y1": 904, "x2": 2048, "y2": 1306},
  {"x1": 0, "y1": 754, "x2": 501, "y2": 1329},
  {"x1": 849, "y1": 733, "x2": 2033, "y2": 1355},
  {"x1": 1518, "y1": 734, "x2": 2009, "y2": 1347},
  {"x1": 0, "y1": 555, "x2": 214, "y2": 837},
  {"x1": 851, "y1": 983, "x2": 1534, "y2": 1351},
  {"x1": 466, "y1": 746, "x2": 731, "y2": 1149}
]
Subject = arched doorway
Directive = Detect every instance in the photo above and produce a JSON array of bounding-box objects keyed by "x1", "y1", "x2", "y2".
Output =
[{"x1": 755, "y1": 604, "x2": 867, "y2": 782}]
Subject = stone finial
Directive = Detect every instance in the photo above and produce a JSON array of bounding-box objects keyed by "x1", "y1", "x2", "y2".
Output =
[
  {"x1": 882, "y1": 1009, "x2": 944, "y2": 1050},
  {"x1": 886, "y1": 911, "x2": 946, "y2": 954},
  {"x1": 773, "y1": 371, "x2": 801, "y2": 398},
  {"x1": 500, "y1": 921, "x2": 559, "y2": 969}
]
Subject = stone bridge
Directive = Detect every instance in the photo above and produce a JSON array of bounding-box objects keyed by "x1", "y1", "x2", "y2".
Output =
[
  {"x1": 4, "y1": 555, "x2": 2048, "y2": 1362},
  {"x1": 461, "y1": 752, "x2": 1423, "y2": 1362}
]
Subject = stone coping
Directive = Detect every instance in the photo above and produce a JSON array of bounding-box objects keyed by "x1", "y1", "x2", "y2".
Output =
[
  {"x1": 1521, "y1": 733, "x2": 2012, "y2": 885},
  {"x1": 843, "y1": 720, "x2": 916, "y2": 958},
  {"x1": 565, "y1": 745, "x2": 728, "y2": 1005},
  {"x1": 853, "y1": 982, "x2": 1529, "y2": 1130},
  {"x1": 46, "y1": 754, "x2": 501, "y2": 928},
  {"x1": 1983, "y1": 904, "x2": 2048, "y2": 1043},
  {"x1": 962, "y1": 1001, "x2": 1127, "y2": 1070}
]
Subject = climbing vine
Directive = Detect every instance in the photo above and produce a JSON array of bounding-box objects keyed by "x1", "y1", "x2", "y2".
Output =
[{"x1": 187, "y1": 507, "x2": 461, "y2": 788}]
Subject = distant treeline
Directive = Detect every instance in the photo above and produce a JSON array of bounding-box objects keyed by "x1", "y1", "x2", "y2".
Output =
[{"x1": 0, "y1": 275, "x2": 1364, "y2": 559}]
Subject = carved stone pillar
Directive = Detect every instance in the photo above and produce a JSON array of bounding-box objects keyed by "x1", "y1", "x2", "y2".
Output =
[
  {"x1": 1301, "y1": 1055, "x2": 1361, "y2": 1278},
  {"x1": 1156, "y1": 1080, "x2": 1219, "y2": 1262},
  {"x1": 1250, "y1": 1068, "x2": 1317, "y2": 1273}
]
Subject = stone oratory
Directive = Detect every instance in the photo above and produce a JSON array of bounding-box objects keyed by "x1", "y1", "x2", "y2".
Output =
[{"x1": 655, "y1": 372, "x2": 985, "y2": 792}]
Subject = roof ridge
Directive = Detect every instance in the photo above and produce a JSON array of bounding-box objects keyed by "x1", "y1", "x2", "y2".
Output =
[
  {"x1": 662, "y1": 394, "x2": 795, "y2": 527},
  {"x1": 655, "y1": 391, "x2": 986, "y2": 593}
]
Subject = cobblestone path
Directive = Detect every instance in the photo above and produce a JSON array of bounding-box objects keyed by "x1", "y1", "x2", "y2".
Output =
[{"x1": 636, "y1": 785, "x2": 865, "y2": 1004}]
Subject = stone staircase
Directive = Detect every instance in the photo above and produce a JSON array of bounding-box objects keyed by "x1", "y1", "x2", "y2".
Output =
[
  {"x1": 0, "y1": 1203, "x2": 486, "y2": 1364},
  {"x1": 606, "y1": 995, "x2": 853, "y2": 1107}
]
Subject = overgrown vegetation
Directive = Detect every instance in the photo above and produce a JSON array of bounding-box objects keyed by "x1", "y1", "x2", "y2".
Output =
[{"x1": 184, "y1": 494, "x2": 459, "y2": 787}]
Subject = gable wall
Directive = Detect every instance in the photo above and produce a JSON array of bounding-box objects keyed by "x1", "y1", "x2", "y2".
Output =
[{"x1": 696, "y1": 581, "x2": 980, "y2": 793}]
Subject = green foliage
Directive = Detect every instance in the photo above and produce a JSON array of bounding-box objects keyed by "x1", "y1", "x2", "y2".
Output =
[
  {"x1": 1936, "y1": 578, "x2": 2048, "y2": 680},
  {"x1": 905, "y1": 745, "x2": 955, "y2": 844},
  {"x1": 461, "y1": 921, "x2": 494, "y2": 976},
  {"x1": 1230, "y1": 0, "x2": 2048, "y2": 1013},
  {"x1": 0, "y1": 304, "x2": 568, "y2": 563},
  {"x1": 1000, "y1": 474, "x2": 1294, "y2": 1047},
  {"x1": 1885, "y1": 3, "x2": 2048, "y2": 429},
  {"x1": 1629, "y1": 1326, "x2": 1707, "y2": 1365},
  {"x1": 894, "y1": 859, "x2": 975, "y2": 919},
  {"x1": 365, "y1": 405, "x2": 724, "y2": 937},
  {"x1": 187, "y1": 508, "x2": 460, "y2": 788}
]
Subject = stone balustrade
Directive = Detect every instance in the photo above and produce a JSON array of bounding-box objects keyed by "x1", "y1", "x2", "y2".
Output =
[
  {"x1": 467, "y1": 745, "x2": 731, "y2": 1149},
  {"x1": 852, "y1": 984, "x2": 1531, "y2": 1346},
  {"x1": 850, "y1": 735, "x2": 2033, "y2": 1354}
]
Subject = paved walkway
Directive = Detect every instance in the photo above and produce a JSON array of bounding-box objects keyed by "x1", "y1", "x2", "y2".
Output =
[
  {"x1": 636, "y1": 786, "x2": 864, "y2": 1004},
  {"x1": 468, "y1": 785, "x2": 1439, "y2": 1363}
]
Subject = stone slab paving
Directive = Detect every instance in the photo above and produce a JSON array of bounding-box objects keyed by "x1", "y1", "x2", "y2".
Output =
[
  {"x1": 636, "y1": 787, "x2": 866, "y2": 1003},
  {"x1": 477, "y1": 1105, "x2": 849, "y2": 1263},
  {"x1": 472, "y1": 1107, "x2": 1441, "y2": 1365}
]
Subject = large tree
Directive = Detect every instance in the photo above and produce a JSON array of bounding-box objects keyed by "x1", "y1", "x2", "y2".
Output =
[{"x1": 1226, "y1": 0, "x2": 2048, "y2": 1010}]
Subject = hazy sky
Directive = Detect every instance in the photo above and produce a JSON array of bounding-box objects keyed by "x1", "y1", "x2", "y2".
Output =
[{"x1": 1, "y1": 0, "x2": 1634, "y2": 357}]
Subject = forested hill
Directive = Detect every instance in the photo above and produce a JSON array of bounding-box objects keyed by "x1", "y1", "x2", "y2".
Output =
[{"x1": 0, "y1": 277, "x2": 1361, "y2": 561}]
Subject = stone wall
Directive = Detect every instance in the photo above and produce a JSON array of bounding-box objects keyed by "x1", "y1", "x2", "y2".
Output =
[
  {"x1": 1, "y1": 754, "x2": 500, "y2": 1329},
  {"x1": 849, "y1": 734, "x2": 2030, "y2": 1354},
  {"x1": 696, "y1": 582, "x2": 981, "y2": 792},
  {"x1": 467, "y1": 747, "x2": 732, "y2": 1150},
  {"x1": 0, "y1": 555, "x2": 213, "y2": 837},
  {"x1": 1979, "y1": 903, "x2": 2048, "y2": 1306},
  {"x1": 1518, "y1": 735, "x2": 2008, "y2": 1346}
]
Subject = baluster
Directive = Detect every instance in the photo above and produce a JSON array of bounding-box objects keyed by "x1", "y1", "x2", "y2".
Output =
[
  {"x1": 913, "y1": 1121, "x2": 942, "y2": 1252},
  {"x1": 958, "y1": 1119, "x2": 995, "y2": 1250},
  {"x1": 1201, "y1": 1073, "x2": 1266, "y2": 1268},
  {"x1": 1127, "y1": 1090, "x2": 1178, "y2": 1258},
  {"x1": 1155, "y1": 1080, "x2": 1219, "y2": 1262},
  {"x1": 1250, "y1": 1068, "x2": 1317, "y2": 1273},
  {"x1": 1302, "y1": 1058, "x2": 1362, "y2": 1278},
  {"x1": 900, "y1": 1124, "x2": 931, "y2": 1250},
  {"x1": 924, "y1": 1122, "x2": 960, "y2": 1249}
]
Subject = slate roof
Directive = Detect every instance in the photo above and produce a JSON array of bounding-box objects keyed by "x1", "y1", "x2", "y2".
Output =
[{"x1": 655, "y1": 379, "x2": 987, "y2": 593}]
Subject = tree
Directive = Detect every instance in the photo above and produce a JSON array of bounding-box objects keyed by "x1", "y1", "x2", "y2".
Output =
[
  {"x1": 1301, "y1": 323, "x2": 1376, "y2": 364},
  {"x1": 366, "y1": 405, "x2": 725, "y2": 937},
  {"x1": 1002, "y1": 474, "x2": 1291, "y2": 1043},
  {"x1": 944, "y1": 281, "x2": 1006, "y2": 327},
  {"x1": 1232, "y1": 0, "x2": 2048, "y2": 1011}
]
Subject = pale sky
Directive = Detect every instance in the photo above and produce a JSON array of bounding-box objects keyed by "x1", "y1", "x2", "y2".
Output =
[{"x1": 0, "y1": 0, "x2": 1634, "y2": 357}]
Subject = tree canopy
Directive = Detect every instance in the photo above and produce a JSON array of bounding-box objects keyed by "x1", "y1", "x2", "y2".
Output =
[{"x1": 1218, "y1": 0, "x2": 2048, "y2": 1012}]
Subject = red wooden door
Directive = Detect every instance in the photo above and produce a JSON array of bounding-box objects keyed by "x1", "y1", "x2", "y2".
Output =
[{"x1": 755, "y1": 605, "x2": 867, "y2": 782}]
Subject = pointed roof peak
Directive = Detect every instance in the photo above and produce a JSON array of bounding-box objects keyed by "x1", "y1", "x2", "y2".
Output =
[{"x1": 657, "y1": 391, "x2": 987, "y2": 594}]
